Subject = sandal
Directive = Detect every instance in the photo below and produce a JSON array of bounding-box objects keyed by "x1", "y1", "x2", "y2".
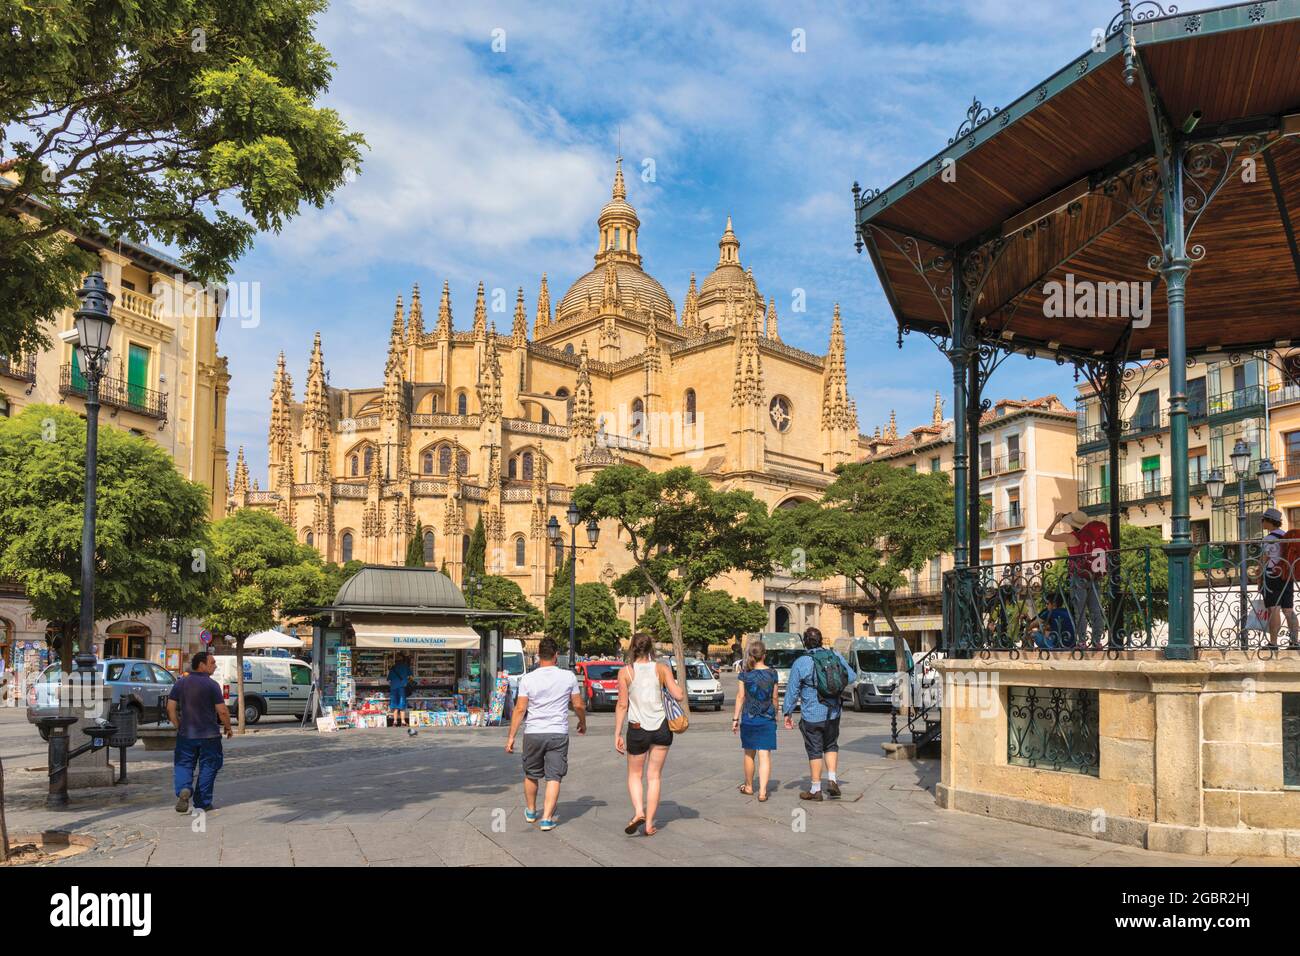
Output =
[
  {"x1": 644, "y1": 823, "x2": 658, "y2": 836},
  {"x1": 758, "y1": 792, "x2": 769, "y2": 802},
  {"x1": 624, "y1": 816, "x2": 645, "y2": 835},
  {"x1": 737, "y1": 784, "x2": 754, "y2": 795}
]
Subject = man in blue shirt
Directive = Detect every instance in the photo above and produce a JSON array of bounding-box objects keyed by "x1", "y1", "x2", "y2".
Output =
[
  {"x1": 388, "y1": 654, "x2": 413, "y2": 727},
  {"x1": 167, "y1": 650, "x2": 232, "y2": 814},
  {"x1": 782, "y1": 627, "x2": 856, "y2": 801}
]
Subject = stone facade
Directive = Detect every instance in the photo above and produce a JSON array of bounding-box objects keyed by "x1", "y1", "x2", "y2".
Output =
[
  {"x1": 235, "y1": 162, "x2": 859, "y2": 636},
  {"x1": 936, "y1": 654, "x2": 1300, "y2": 857}
]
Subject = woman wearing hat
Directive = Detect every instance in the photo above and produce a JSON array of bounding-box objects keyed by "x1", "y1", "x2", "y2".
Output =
[{"x1": 1046, "y1": 510, "x2": 1112, "y2": 647}]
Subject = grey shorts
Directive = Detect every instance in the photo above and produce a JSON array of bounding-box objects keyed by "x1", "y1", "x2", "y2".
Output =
[{"x1": 522, "y1": 734, "x2": 569, "y2": 782}]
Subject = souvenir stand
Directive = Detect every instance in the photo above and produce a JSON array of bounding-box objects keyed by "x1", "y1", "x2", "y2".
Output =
[{"x1": 303, "y1": 565, "x2": 516, "y2": 731}]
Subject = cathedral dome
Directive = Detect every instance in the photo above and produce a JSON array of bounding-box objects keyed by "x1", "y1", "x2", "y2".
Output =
[
  {"x1": 557, "y1": 261, "x2": 674, "y2": 323},
  {"x1": 699, "y1": 216, "x2": 757, "y2": 305}
]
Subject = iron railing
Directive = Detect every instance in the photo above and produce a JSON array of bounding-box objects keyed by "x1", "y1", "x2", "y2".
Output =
[
  {"x1": 0, "y1": 353, "x2": 36, "y2": 384},
  {"x1": 1190, "y1": 542, "x2": 1299, "y2": 650},
  {"x1": 58, "y1": 364, "x2": 168, "y2": 420}
]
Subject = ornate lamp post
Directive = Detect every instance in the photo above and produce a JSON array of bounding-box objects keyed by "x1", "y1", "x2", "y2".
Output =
[
  {"x1": 1206, "y1": 439, "x2": 1278, "y2": 649},
  {"x1": 72, "y1": 273, "x2": 115, "y2": 670},
  {"x1": 547, "y1": 503, "x2": 600, "y2": 667}
]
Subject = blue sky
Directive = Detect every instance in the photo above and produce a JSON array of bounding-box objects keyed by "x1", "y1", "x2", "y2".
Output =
[{"x1": 222, "y1": 0, "x2": 1130, "y2": 482}]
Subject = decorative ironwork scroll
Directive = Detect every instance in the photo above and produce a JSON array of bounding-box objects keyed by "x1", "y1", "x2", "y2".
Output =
[{"x1": 1008, "y1": 687, "x2": 1101, "y2": 776}]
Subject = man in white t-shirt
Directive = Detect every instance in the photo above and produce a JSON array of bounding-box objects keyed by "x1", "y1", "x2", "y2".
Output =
[{"x1": 505, "y1": 637, "x2": 585, "y2": 831}]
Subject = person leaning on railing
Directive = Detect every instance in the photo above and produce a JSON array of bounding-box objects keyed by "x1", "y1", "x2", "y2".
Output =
[{"x1": 1261, "y1": 507, "x2": 1299, "y2": 648}]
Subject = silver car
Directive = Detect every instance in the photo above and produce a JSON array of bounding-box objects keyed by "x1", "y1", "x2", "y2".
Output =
[{"x1": 27, "y1": 658, "x2": 176, "y2": 739}]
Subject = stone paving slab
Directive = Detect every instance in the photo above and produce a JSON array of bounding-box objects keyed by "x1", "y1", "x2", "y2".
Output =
[{"x1": 0, "y1": 706, "x2": 1288, "y2": 867}]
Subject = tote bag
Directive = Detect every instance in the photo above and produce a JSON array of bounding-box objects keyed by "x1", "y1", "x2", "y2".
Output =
[{"x1": 662, "y1": 680, "x2": 689, "y2": 733}]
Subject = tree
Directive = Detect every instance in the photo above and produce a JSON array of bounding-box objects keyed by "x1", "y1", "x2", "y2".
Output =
[
  {"x1": 545, "y1": 578, "x2": 630, "y2": 658},
  {"x1": 464, "y1": 515, "x2": 486, "y2": 578},
  {"x1": 0, "y1": 0, "x2": 365, "y2": 356},
  {"x1": 468, "y1": 574, "x2": 543, "y2": 637},
  {"x1": 768, "y1": 462, "x2": 955, "y2": 677},
  {"x1": 575, "y1": 465, "x2": 772, "y2": 690},
  {"x1": 0, "y1": 405, "x2": 212, "y2": 670},
  {"x1": 320, "y1": 558, "x2": 365, "y2": 601},
  {"x1": 204, "y1": 508, "x2": 329, "y2": 732},
  {"x1": 405, "y1": 520, "x2": 426, "y2": 567},
  {"x1": 639, "y1": 587, "x2": 768, "y2": 658}
]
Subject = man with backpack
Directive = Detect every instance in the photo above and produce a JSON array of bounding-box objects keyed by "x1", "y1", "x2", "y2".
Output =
[
  {"x1": 1261, "y1": 508, "x2": 1300, "y2": 647},
  {"x1": 1046, "y1": 510, "x2": 1111, "y2": 648},
  {"x1": 782, "y1": 627, "x2": 856, "y2": 801}
]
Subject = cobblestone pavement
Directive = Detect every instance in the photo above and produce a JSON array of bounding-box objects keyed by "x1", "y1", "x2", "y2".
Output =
[{"x1": 0, "y1": 700, "x2": 1279, "y2": 867}]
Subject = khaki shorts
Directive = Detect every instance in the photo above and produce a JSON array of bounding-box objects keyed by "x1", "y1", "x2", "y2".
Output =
[{"x1": 522, "y1": 733, "x2": 569, "y2": 782}]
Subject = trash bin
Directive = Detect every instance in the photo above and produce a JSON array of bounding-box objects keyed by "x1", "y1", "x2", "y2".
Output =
[{"x1": 107, "y1": 704, "x2": 138, "y2": 784}]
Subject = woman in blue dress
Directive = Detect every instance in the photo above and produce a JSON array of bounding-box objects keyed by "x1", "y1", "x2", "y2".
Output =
[{"x1": 731, "y1": 640, "x2": 778, "y2": 801}]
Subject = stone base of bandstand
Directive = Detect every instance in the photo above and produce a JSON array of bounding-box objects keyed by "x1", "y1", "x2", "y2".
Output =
[{"x1": 935, "y1": 652, "x2": 1300, "y2": 857}]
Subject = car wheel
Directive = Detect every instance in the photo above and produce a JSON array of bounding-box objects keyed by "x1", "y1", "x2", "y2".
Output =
[
  {"x1": 243, "y1": 699, "x2": 263, "y2": 725},
  {"x1": 714, "y1": 704, "x2": 721, "y2": 711}
]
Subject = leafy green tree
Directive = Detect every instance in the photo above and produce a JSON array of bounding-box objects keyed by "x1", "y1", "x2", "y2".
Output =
[
  {"x1": 638, "y1": 587, "x2": 768, "y2": 658},
  {"x1": 545, "y1": 580, "x2": 630, "y2": 658},
  {"x1": 0, "y1": 0, "x2": 366, "y2": 355},
  {"x1": 768, "y1": 462, "x2": 954, "y2": 677},
  {"x1": 575, "y1": 465, "x2": 772, "y2": 689},
  {"x1": 0, "y1": 405, "x2": 212, "y2": 670},
  {"x1": 468, "y1": 574, "x2": 543, "y2": 637},
  {"x1": 405, "y1": 520, "x2": 426, "y2": 567},
  {"x1": 204, "y1": 508, "x2": 329, "y2": 732},
  {"x1": 320, "y1": 558, "x2": 365, "y2": 601}
]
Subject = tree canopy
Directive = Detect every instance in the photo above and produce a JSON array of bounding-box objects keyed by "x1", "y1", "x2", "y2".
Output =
[
  {"x1": 574, "y1": 465, "x2": 771, "y2": 687},
  {"x1": 768, "y1": 461, "x2": 954, "y2": 671},
  {"x1": 468, "y1": 574, "x2": 543, "y2": 637},
  {"x1": 0, "y1": 0, "x2": 366, "y2": 355},
  {"x1": 544, "y1": 555, "x2": 628, "y2": 657},
  {"x1": 0, "y1": 404, "x2": 212, "y2": 667},
  {"x1": 638, "y1": 587, "x2": 768, "y2": 658}
]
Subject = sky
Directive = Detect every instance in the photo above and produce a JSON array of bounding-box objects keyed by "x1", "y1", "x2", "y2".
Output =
[{"x1": 220, "y1": 0, "x2": 1131, "y2": 483}]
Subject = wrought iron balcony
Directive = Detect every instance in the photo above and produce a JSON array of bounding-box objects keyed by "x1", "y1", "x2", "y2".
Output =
[
  {"x1": 1079, "y1": 477, "x2": 1171, "y2": 513},
  {"x1": 1207, "y1": 384, "x2": 1266, "y2": 424},
  {"x1": 58, "y1": 364, "x2": 168, "y2": 421},
  {"x1": 981, "y1": 453, "x2": 1025, "y2": 476},
  {"x1": 822, "y1": 579, "x2": 943, "y2": 609},
  {"x1": 1270, "y1": 383, "x2": 1300, "y2": 409},
  {"x1": 942, "y1": 542, "x2": 1297, "y2": 654},
  {"x1": 1279, "y1": 455, "x2": 1300, "y2": 484},
  {"x1": 0, "y1": 353, "x2": 36, "y2": 384},
  {"x1": 1124, "y1": 407, "x2": 1168, "y2": 438},
  {"x1": 986, "y1": 508, "x2": 1026, "y2": 531}
]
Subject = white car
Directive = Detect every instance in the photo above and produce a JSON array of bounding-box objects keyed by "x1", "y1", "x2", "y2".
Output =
[{"x1": 683, "y1": 659, "x2": 723, "y2": 711}]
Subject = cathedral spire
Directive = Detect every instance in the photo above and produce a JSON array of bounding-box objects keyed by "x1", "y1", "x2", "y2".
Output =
[
  {"x1": 572, "y1": 341, "x2": 596, "y2": 448},
  {"x1": 534, "y1": 273, "x2": 551, "y2": 336},
  {"x1": 766, "y1": 297, "x2": 780, "y2": 341},
  {"x1": 436, "y1": 279, "x2": 453, "y2": 339},
  {"x1": 233, "y1": 445, "x2": 250, "y2": 497},
  {"x1": 407, "y1": 283, "x2": 424, "y2": 344},
  {"x1": 612, "y1": 156, "x2": 626, "y2": 200},
  {"x1": 933, "y1": 390, "x2": 944, "y2": 426},
  {"x1": 821, "y1": 303, "x2": 853, "y2": 432},
  {"x1": 390, "y1": 294, "x2": 405, "y2": 351},
  {"x1": 717, "y1": 215, "x2": 741, "y2": 267},
  {"x1": 512, "y1": 286, "x2": 528, "y2": 345},
  {"x1": 304, "y1": 331, "x2": 330, "y2": 438},
  {"x1": 683, "y1": 273, "x2": 700, "y2": 334},
  {"x1": 602, "y1": 258, "x2": 621, "y2": 311},
  {"x1": 473, "y1": 281, "x2": 487, "y2": 339},
  {"x1": 731, "y1": 297, "x2": 763, "y2": 407},
  {"x1": 479, "y1": 322, "x2": 503, "y2": 422}
]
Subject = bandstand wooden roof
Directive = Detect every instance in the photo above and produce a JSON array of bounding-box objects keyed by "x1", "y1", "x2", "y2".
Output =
[{"x1": 855, "y1": 0, "x2": 1300, "y2": 362}]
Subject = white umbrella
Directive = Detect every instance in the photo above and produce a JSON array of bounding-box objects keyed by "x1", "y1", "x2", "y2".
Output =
[{"x1": 243, "y1": 630, "x2": 304, "y2": 649}]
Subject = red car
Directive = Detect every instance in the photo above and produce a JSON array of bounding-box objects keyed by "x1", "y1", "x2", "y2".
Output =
[{"x1": 574, "y1": 660, "x2": 625, "y2": 711}]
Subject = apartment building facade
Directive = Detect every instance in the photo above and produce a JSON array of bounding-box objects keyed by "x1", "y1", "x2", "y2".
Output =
[{"x1": 828, "y1": 394, "x2": 1078, "y2": 650}]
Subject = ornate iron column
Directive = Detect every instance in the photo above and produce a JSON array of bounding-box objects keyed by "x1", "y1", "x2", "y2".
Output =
[
  {"x1": 1162, "y1": 143, "x2": 1195, "y2": 660},
  {"x1": 950, "y1": 271, "x2": 970, "y2": 571},
  {"x1": 967, "y1": 357, "x2": 982, "y2": 566},
  {"x1": 1105, "y1": 358, "x2": 1124, "y2": 643}
]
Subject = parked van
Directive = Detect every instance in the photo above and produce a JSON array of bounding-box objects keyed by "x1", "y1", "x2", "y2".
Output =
[
  {"x1": 501, "y1": 638, "x2": 526, "y2": 697},
  {"x1": 834, "y1": 636, "x2": 927, "y2": 712},
  {"x1": 742, "y1": 632, "x2": 804, "y2": 699},
  {"x1": 212, "y1": 655, "x2": 312, "y2": 725}
]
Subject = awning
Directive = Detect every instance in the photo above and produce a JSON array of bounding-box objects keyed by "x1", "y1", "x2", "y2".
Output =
[
  {"x1": 351, "y1": 621, "x2": 482, "y2": 650},
  {"x1": 244, "y1": 630, "x2": 304, "y2": 649}
]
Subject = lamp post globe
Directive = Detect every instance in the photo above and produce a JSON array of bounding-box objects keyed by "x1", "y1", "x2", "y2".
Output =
[
  {"x1": 1258, "y1": 458, "x2": 1278, "y2": 497},
  {"x1": 1206, "y1": 469, "x2": 1225, "y2": 502},
  {"x1": 566, "y1": 501, "x2": 580, "y2": 526},
  {"x1": 73, "y1": 272, "x2": 115, "y2": 672},
  {"x1": 546, "y1": 515, "x2": 560, "y2": 542},
  {"x1": 585, "y1": 517, "x2": 600, "y2": 547},
  {"x1": 1230, "y1": 438, "x2": 1251, "y2": 477}
]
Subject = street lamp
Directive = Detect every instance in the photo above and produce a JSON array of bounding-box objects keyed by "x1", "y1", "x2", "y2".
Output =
[
  {"x1": 73, "y1": 273, "x2": 115, "y2": 671},
  {"x1": 546, "y1": 504, "x2": 600, "y2": 667},
  {"x1": 1207, "y1": 439, "x2": 1260, "y2": 649}
]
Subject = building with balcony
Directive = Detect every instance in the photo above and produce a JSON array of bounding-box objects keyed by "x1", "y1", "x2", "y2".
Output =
[
  {"x1": 832, "y1": 393, "x2": 1078, "y2": 650},
  {"x1": 0, "y1": 197, "x2": 231, "y2": 685},
  {"x1": 1074, "y1": 353, "x2": 1296, "y2": 552}
]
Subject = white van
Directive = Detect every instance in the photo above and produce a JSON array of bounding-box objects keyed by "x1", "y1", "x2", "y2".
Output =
[
  {"x1": 212, "y1": 655, "x2": 312, "y2": 725},
  {"x1": 743, "y1": 632, "x2": 804, "y2": 699},
  {"x1": 835, "y1": 636, "x2": 926, "y2": 712},
  {"x1": 501, "y1": 638, "x2": 526, "y2": 697}
]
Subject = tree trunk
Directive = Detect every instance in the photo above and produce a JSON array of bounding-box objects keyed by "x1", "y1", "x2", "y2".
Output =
[
  {"x1": 667, "y1": 613, "x2": 688, "y2": 695},
  {"x1": 58, "y1": 620, "x2": 73, "y2": 673},
  {"x1": 878, "y1": 591, "x2": 911, "y2": 719},
  {"x1": 0, "y1": 753, "x2": 9, "y2": 862},
  {"x1": 235, "y1": 636, "x2": 247, "y2": 734}
]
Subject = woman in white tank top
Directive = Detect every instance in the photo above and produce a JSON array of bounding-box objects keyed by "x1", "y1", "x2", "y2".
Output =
[{"x1": 614, "y1": 633, "x2": 685, "y2": 836}]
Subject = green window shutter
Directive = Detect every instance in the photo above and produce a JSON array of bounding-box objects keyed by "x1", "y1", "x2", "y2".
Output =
[
  {"x1": 1142, "y1": 456, "x2": 1160, "y2": 472},
  {"x1": 71, "y1": 347, "x2": 86, "y2": 390},
  {"x1": 127, "y1": 344, "x2": 149, "y2": 406}
]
